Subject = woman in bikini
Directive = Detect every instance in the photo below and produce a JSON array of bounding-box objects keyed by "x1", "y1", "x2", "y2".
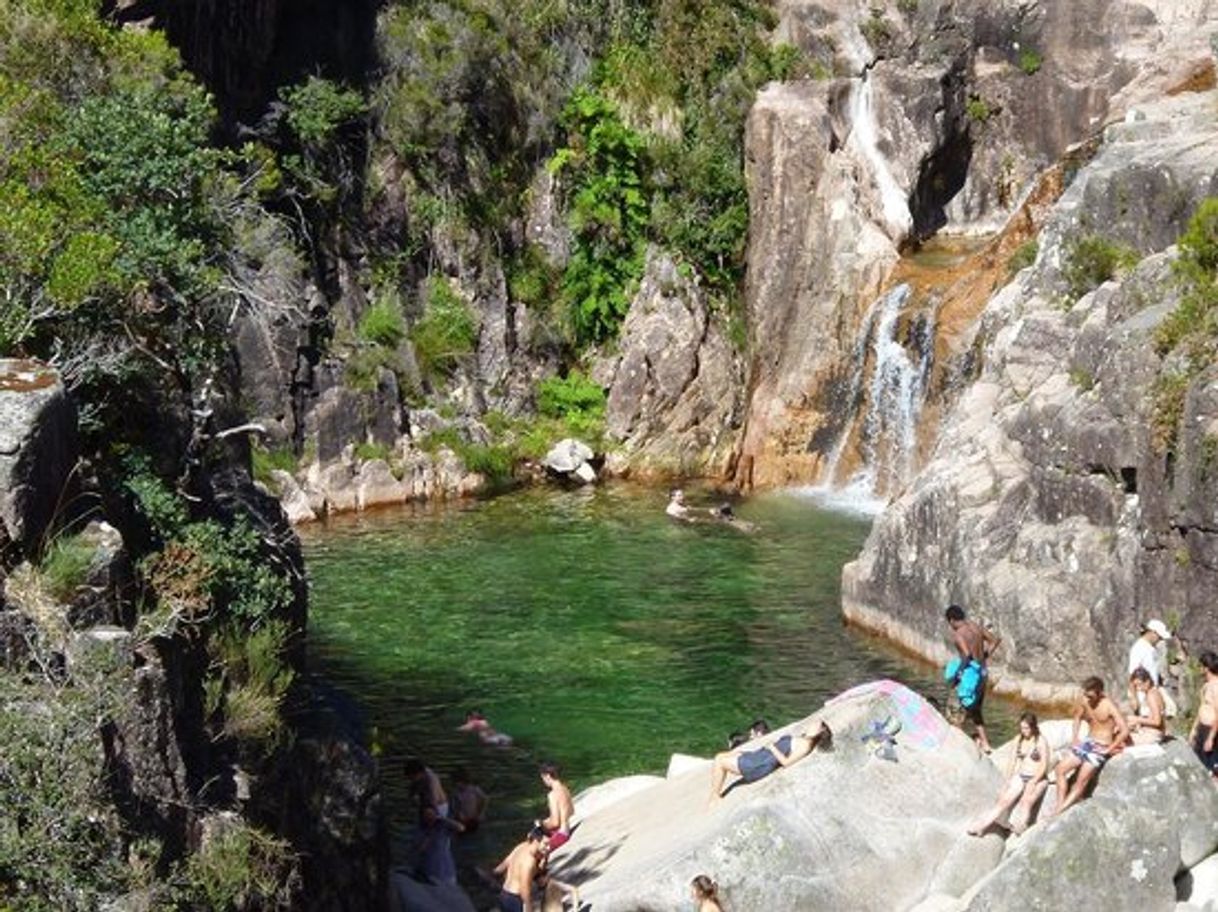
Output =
[
  {"x1": 1125, "y1": 666, "x2": 1166, "y2": 745},
  {"x1": 968, "y1": 711, "x2": 1050, "y2": 835}
]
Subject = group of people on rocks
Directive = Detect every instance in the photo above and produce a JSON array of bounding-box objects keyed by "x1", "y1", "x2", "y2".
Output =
[
  {"x1": 402, "y1": 735, "x2": 581, "y2": 912},
  {"x1": 950, "y1": 605, "x2": 1218, "y2": 837}
]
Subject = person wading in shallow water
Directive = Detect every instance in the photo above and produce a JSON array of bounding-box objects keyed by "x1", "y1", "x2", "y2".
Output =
[
  {"x1": 490, "y1": 826, "x2": 549, "y2": 912},
  {"x1": 536, "y1": 762, "x2": 575, "y2": 851},
  {"x1": 944, "y1": 604, "x2": 1001, "y2": 753}
]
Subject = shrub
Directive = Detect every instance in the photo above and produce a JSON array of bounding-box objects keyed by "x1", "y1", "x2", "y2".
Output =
[
  {"x1": 1157, "y1": 197, "x2": 1218, "y2": 358},
  {"x1": 279, "y1": 76, "x2": 365, "y2": 149},
  {"x1": 39, "y1": 532, "x2": 96, "y2": 601},
  {"x1": 0, "y1": 663, "x2": 134, "y2": 909},
  {"x1": 204, "y1": 621, "x2": 295, "y2": 748},
  {"x1": 410, "y1": 275, "x2": 478, "y2": 380},
  {"x1": 353, "y1": 441, "x2": 393, "y2": 463},
  {"x1": 175, "y1": 816, "x2": 299, "y2": 910},
  {"x1": 357, "y1": 298, "x2": 406, "y2": 348},
  {"x1": 1062, "y1": 234, "x2": 1138, "y2": 301},
  {"x1": 860, "y1": 11, "x2": 893, "y2": 50},
  {"x1": 1018, "y1": 48, "x2": 1043, "y2": 75},
  {"x1": 1151, "y1": 372, "x2": 1190, "y2": 453},
  {"x1": 537, "y1": 371, "x2": 606, "y2": 420},
  {"x1": 1007, "y1": 239, "x2": 1038, "y2": 277},
  {"x1": 550, "y1": 88, "x2": 649, "y2": 345},
  {"x1": 250, "y1": 444, "x2": 297, "y2": 488},
  {"x1": 966, "y1": 95, "x2": 992, "y2": 123}
]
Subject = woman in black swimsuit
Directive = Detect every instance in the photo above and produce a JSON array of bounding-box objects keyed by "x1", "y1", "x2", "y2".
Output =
[{"x1": 968, "y1": 711, "x2": 1050, "y2": 836}]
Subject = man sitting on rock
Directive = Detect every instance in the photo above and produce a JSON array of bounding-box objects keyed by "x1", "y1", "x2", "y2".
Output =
[
  {"x1": 709, "y1": 721, "x2": 832, "y2": 804},
  {"x1": 1051, "y1": 676, "x2": 1129, "y2": 817}
]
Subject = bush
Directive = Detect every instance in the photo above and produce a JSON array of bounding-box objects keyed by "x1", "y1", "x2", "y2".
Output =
[
  {"x1": 410, "y1": 275, "x2": 478, "y2": 381},
  {"x1": 1062, "y1": 234, "x2": 1138, "y2": 301},
  {"x1": 550, "y1": 88, "x2": 649, "y2": 345},
  {"x1": 537, "y1": 370, "x2": 606, "y2": 420},
  {"x1": 1018, "y1": 48, "x2": 1043, "y2": 75},
  {"x1": 250, "y1": 444, "x2": 297, "y2": 488},
  {"x1": 1007, "y1": 239, "x2": 1039, "y2": 277},
  {"x1": 0, "y1": 665, "x2": 134, "y2": 910},
  {"x1": 1157, "y1": 197, "x2": 1218, "y2": 358},
  {"x1": 204, "y1": 621, "x2": 295, "y2": 748},
  {"x1": 860, "y1": 11, "x2": 893, "y2": 50},
  {"x1": 39, "y1": 532, "x2": 96, "y2": 601},
  {"x1": 357, "y1": 298, "x2": 406, "y2": 348},
  {"x1": 966, "y1": 95, "x2": 992, "y2": 123},
  {"x1": 353, "y1": 441, "x2": 393, "y2": 463},
  {"x1": 175, "y1": 816, "x2": 299, "y2": 910}
]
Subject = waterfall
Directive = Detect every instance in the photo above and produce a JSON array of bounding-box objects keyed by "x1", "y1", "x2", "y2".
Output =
[
  {"x1": 859, "y1": 283, "x2": 935, "y2": 495},
  {"x1": 849, "y1": 71, "x2": 913, "y2": 242},
  {"x1": 812, "y1": 283, "x2": 935, "y2": 504}
]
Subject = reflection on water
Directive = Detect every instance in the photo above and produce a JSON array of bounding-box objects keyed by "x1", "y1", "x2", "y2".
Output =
[{"x1": 301, "y1": 483, "x2": 1013, "y2": 869}]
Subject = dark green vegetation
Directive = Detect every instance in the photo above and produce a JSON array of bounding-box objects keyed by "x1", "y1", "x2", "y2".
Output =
[
  {"x1": 1151, "y1": 198, "x2": 1218, "y2": 451},
  {"x1": 1061, "y1": 234, "x2": 1138, "y2": 303},
  {"x1": 302, "y1": 487, "x2": 1017, "y2": 867},
  {"x1": 0, "y1": 1, "x2": 313, "y2": 907},
  {"x1": 370, "y1": 0, "x2": 797, "y2": 351}
]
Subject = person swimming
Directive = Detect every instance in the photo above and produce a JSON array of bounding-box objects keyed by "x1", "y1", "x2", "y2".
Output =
[{"x1": 458, "y1": 710, "x2": 513, "y2": 747}]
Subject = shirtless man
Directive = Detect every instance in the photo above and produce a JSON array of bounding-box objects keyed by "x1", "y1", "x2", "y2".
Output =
[
  {"x1": 944, "y1": 604, "x2": 1002, "y2": 753},
  {"x1": 1052, "y1": 676, "x2": 1130, "y2": 816},
  {"x1": 709, "y1": 721, "x2": 833, "y2": 804},
  {"x1": 666, "y1": 488, "x2": 691, "y2": 520},
  {"x1": 404, "y1": 758, "x2": 448, "y2": 818},
  {"x1": 491, "y1": 826, "x2": 549, "y2": 912},
  {"x1": 1190, "y1": 651, "x2": 1218, "y2": 777},
  {"x1": 537, "y1": 762, "x2": 575, "y2": 851}
]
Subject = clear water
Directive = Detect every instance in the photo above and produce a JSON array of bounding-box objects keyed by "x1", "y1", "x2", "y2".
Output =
[{"x1": 300, "y1": 483, "x2": 1013, "y2": 870}]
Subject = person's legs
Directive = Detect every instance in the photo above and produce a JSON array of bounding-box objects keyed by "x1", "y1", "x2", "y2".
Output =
[
  {"x1": 967, "y1": 690, "x2": 991, "y2": 753},
  {"x1": 1053, "y1": 753, "x2": 1081, "y2": 810},
  {"x1": 1058, "y1": 759, "x2": 1100, "y2": 814},
  {"x1": 1011, "y1": 779, "x2": 1048, "y2": 834},
  {"x1": 709, "y1": 752, "x2": 741, "y2": 803},
  {"x1": 968, "y1": 776, "x2": 1024, "y2": 835}
]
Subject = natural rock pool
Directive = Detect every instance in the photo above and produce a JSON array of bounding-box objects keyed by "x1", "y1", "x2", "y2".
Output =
[{"x1": 300, "y1": 483, "x2": 1015, "y2": 867}]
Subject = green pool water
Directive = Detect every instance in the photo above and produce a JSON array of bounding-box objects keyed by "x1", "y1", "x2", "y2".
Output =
[{"x1": 300, "y1": 483, "x2": 1012, "y2": 866}]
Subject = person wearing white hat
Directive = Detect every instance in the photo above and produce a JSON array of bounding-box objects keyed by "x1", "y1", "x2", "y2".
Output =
[{"x1": 1128, "y1": 618, "x2": 1172, "y2": 686}]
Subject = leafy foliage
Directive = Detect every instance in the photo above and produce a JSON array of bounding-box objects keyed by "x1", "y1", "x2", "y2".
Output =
[
  {"x1": 410, "y1": 275, "x2": 478, "y2": 380},
  {"x1": 1018, "y1": 48, "x2": 1043, "y2": 75},
  {"x1": 357, "y1": 298, "x2": 407, "y2": 348},
  {"x1": 550, "y1": 88, "x2": 649, "y2": 344},
  {"x1": 175, "y1": 816, "x2": 299, "y2": 910},
  {"x1": 1156, "y1": 197, "x2": 1218, "y2": 360},
  {"x1": 1062, "y1": 234, "x2": 1138, "y2": 302}
]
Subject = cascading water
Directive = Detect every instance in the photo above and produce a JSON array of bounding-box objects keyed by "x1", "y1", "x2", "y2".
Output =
[
  {"x1": 849, "y1": 70, "x2": 913, "y2": 242},
  {"x1": 810, "y1": 283, "x2": 936, "y2": 507},
  {"x1": 859, "y1": 283, "x2": 936, "y2": 495}
]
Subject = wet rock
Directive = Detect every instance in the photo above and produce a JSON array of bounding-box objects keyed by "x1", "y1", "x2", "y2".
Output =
[
  {"x1": 269, "y1": 469, "x2": 317, "y2": 524},
  {"x1": 543, "y1": 438, "x2": 593, "y2": 473},
  {"x1": 842, "y1": 92, "x2": 1218, "y2": 698},
  {"x1": 0, "y1": 360, "x2": 78, "y2": 567}
]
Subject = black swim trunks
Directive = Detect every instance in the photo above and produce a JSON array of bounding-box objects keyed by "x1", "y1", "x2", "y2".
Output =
[
  {"x1": 498, "y1": 890, "x2": 525, "y2": 912},
  {"x1": 965, "y1": 684, "x2": 986, "y2": 726},
  {"x1": 1193, "y1": 723, "x2": 1217, "y2": 773}
]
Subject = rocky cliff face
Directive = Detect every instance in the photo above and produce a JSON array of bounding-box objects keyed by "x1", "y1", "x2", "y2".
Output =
[
  {"x1": 842, "y1": 90, "x2": 1218, "y2": 701},
  {"x1": 736, "y1": 0, "x2": 1218, "y2": 490}
]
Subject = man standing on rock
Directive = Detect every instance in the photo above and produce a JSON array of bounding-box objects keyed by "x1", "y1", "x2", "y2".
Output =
[
  {"x1": 1051, "y1": 676, "x2": 1129, "y2": 816},
  {"x1": 944, "y1": 604, "x2": 1001, "y2": 753}
]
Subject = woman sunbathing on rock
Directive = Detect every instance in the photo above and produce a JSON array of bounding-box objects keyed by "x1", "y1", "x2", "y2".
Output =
[
  {"x1": 709, "y1": 721, "x2": 832, "y2": 804},
  {"x1": 967, "y1": 711, "x2": 1049, "y2": 836}
]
